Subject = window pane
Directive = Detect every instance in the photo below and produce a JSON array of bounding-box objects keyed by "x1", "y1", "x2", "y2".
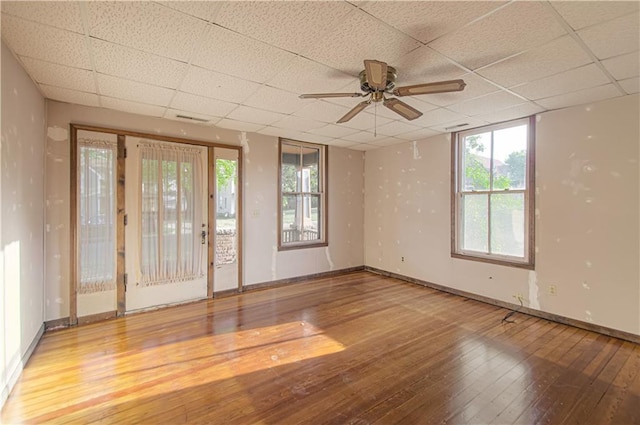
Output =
[
  {"x1": 303, "y1": 194, "x2": 321, "y2": 241},
  {"x1": 282, "y1": 194, "x2": 299, "y2": 242},
  {"x1": 462, "y1": 132, "x2": 491, "y2": 191},
  {"x1": 490, "y1": 193, "x2": 525, "y2": 257},
  {"x1": 493, "y1": 125, "x2": 528, "y2": 190},
  {"x1": 302, "y1": 146, "x2": 320, "y2": 192},
  {"x1": 216, "y1": 158, "x2": 237, "y2": 265},
  {"x1": 462, "y1": 193, "x2": 488, "y2": 252},
  {"x1": 281, "y1": 143, "x2": 301, "y2": 192}
]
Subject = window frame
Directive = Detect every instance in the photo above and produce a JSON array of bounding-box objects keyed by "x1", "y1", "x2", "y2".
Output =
[
  {"x1": 278, "y1": 138, "x2": 328, "y2": 251},
  {"x1": 451, "y1": 116, "x2": 535, "y2": 269}
]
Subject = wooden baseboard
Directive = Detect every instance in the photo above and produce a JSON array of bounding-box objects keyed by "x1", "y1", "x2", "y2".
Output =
[
  {"x1": 45, "y1": 317, "x2": 70, "y2": 331},
  {"x1": 365, "y1": 266, "x2": 640, "y2": 345},
  {"x1": 243, "y1": 266, "x2": 365, "y2": 292},
  {"x1": 78, "y1": 311, "x2": 117, "y2": 325}
]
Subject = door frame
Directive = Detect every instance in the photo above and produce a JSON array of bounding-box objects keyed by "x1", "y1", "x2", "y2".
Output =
[{"x1": 69, "y1": 123, "x2": 243, "y2": 324}]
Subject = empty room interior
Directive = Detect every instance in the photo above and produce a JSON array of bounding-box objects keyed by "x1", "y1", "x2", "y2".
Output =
[{"x1": 1, "y1": 1, "x2": 639, "y2": 423}]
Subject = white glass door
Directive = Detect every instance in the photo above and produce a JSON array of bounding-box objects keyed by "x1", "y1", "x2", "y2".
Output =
[{"x1": 125, "y1": 137, "x2": 208, "y2": 311}]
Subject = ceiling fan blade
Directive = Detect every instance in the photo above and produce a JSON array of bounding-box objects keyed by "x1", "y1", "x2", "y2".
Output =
[
  {"x1": 299, "y1": 92, "x2": 364, "y2": 99},
  {"x1": 383, "y1": 98, "x2": 423, "y2": 121},
  {"x1": 337, "y1": 100, "x2": 371, "y2": 123},
  {"x1": 364, "y1": 60, "x2": 388, "y2": 91},
  {"x1": 393, "y1": 79, "x2": 466, "y2": 97}
]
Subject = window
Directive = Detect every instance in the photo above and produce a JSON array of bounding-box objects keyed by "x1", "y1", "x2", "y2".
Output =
[
  {"x1": 452, "y1": 117, "x2": 535, "y2": 268},
  {"x1": 279, "y1": 138, "x2": 327, "y2": 250}
]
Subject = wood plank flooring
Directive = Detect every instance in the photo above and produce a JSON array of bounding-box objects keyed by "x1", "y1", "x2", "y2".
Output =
[{"x1": 2, "y1": 271, "x2": 639, "y2": 424}]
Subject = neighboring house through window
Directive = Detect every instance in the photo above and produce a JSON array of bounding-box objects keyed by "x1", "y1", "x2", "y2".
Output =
[
  {"x1": 278, "y1": 138, "x2": 327, "y2": 250},
  {"x1": 452, "y1": 117, "x2": 535, "y2": 268}
]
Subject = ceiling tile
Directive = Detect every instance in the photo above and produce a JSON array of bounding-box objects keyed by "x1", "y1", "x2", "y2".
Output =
[
  {"x1": 536, "y1": 84, "x2": 622, "y2": 110},
  {"x1": 170, "y1": 92, "x2": 237, "y2": 118},
  {"x1": 362, "y1": 1, "x2": 507, "y2": 43},
  {"x1": 325, "y1": 139, "x2": 359, "y2": 148},
  {"x1": 270, "y1": 116, "x2": 327, "y2": 132},
  {"x1": 360, "y1": 98, "x2": 438, "y2": 121},
  {"x1": 602, "y1": 51, "x2": 640, "y2": 81},
  {"x1": 477, "y1": 35, "x2": 592, "y2": 88},
  {"x1": 1, "y1": 14, "x2": 91, "y2": 68},
  {"x1": 97, "y1": 74, "x2": 175, "y2": 107},
  {"x1": 393, "y1": 46, "x2": 467, "y2": 86},
  {"x1": 448, "y1": 91, "x2": 525, "y2": 116},
  {"x1": 304, "y1": 8, "x2": 422, "y2": 74},
  {"x1": 243, "y1": 85, "x2": 306, "y2": 115},
  {"x1": 180, "y1": 66, "x2": 261, "y2": 104},
  {"x1": 342, "y1": 131, "x2": 376, "y2": 143},
  {"x1": 40, "y1": 84, "x2": 99, "y2": 107},
  {"x1": 550, "y1": 1, "x2": 639, "y2": 31},
  {"x1": 91, "y1": 39, "x2": 188, "y2": 89},
  {"x1": 418, "y1": 73, "x2": 499, "y2": 107},
  {"x1": 215, "y1": 119, "x2": 265, "y2": 133},
  {"x1": 192, "y1": 24, "x2": 297, "y2": 84},
  {"x1": 164, "y1": 109, "x2": 219, "y2": 125},
  {"x1": 267, "y1": 56, "x2": 357, "y2": 95},
  {"x1": 619, "y1": 77, "x2": 639, "y2": 94},
  {"x1": 511, "y1": 64, "x2": 610, "y2": 100},
  {"x1": 215, "y1": 1, "x2": 355, "y2": 54},
  {"x1": 474, "y1": 102, "x2": 545, "y2": 124},
  {"x1": 226, "y1": 105, "x2": 287, "y2": 126},
  {"x1": 429, "y1": 2, "x2": 566, "y2": 70},
  {"x1": 429, "y1": 118, "x2": 490, "y2": 133},
  {"x1": 19, "y1": 57, "x2": 95, "y2": 93},
  {"x1": 1, "y1": 1, "x2": 84, "y2": 33},
  {"x1": 374, "y1": 120, "x2": 422, "y2": 137},
  {"x1": 339, "y1": 109, "x2": 393, "y2": 131},
  {"x1": 412, "y1": 108, "x2": 466, "y2": 127},
  {"x1": 157, "y1": 1, "x2": 222, "y2": 22},
  {"x1": 257, "y1": 127, "x2": 332, "y2": 144},
  {"x1": 348, "y1": 143, "x2": 379, "y2": 151},
  {"x1": 370, "y1": 136, "x2": 407, "y2": 147},
  {"x1": 294, "y1": 101, "x2": 352, "y2": 124},
  {"x1": 394, "y1": 127, "x2": 441, "y2": 142},
  {"x1": 577, "y1": 12, "x2": 640, "y2": 60},
  {"x1": 308, "y1": 124, "x2": 360, "y2": 138},
  {"x1": 87, "y1": 2, "x2": 207, "y2": 62},
  {"x1": 100, "y1": 96, "x2": 166, "y2": 117}
]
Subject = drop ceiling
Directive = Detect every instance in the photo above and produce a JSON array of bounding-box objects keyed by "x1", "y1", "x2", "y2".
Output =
[{"x1": 2, "y1": 1, "x2": 638, "y2": 151}]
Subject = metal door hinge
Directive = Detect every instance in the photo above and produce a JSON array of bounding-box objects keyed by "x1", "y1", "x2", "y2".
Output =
[
  {"x1": 124, "y1": 147, "x2": 128, "y2": 158},
  {"x1": 124, "y1": 273, "x2": 128, "y2": 292},
  {"x1": 124, "y1": 214, "x2": 128, "y2": 226}
]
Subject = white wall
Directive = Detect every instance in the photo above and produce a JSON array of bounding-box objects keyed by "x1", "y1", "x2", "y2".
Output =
[
  {"x1": 45, "y1": 101, "x2": 364, "y2": 320},
  {"x1": 364, "y1": 94, "x2": 640, "y2": 336},
  {"x1": 1, "y1": 42, "x2": 46, "y2": 406}
]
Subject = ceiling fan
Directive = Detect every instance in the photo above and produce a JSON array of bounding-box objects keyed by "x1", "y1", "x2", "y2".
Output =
[{"x1": 299, "y1": 59, "x2": 466, "y2": 123}]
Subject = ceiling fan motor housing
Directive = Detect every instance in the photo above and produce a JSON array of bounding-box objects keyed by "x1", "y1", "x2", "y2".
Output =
[{"x1": 359, "y1": 66, "x2": 397, "y2": 93}]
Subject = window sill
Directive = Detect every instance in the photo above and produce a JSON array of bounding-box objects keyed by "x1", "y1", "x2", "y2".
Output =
[
  {"x1": 278, "y1": 241, "x2": 328, "y2": 252},
  {"x1": 451, "y1": 252, "x2": 534, "y2": 270}
]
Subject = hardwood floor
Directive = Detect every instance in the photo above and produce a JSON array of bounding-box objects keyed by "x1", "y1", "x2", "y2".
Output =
[{"x1": 2, "y1": 271, "x2": 639, "y2": 424}]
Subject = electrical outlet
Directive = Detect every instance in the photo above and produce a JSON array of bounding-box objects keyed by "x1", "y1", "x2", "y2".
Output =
[{"x1": 548, "y1": 285, "x2": 557, "y2": 296}]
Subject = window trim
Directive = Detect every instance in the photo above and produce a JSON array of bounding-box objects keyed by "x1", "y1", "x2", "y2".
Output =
[
  {"x1": 451, "y1": 116, "x2": 535, "y2": 269},
  {"x1": 278, "y1": 138, "x2": 328, "y2": 251}
]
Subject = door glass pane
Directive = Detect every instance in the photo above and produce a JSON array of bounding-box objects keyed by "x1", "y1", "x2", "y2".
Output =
[
  {"x1": 491, "y1": 193, "x2": 525, "y2": 257},
  {"x1": 216, "y1": 158, "x2": 237, "y2": 265},
  {"x1": 78, "y1": 141, "x2": 116, "y2": 293},
  {"x1": 162, "y1": 159, "x2": 178, "y2": 271},
  {"x1": 462, "y1": 193, "x2": 488, "y2": 253},
  {"x1": 462, "y1": 132, "x2": 491, "y2": 191},
  {"x1": 493, "y1": 125, "x2": 528, "y2": 190}
]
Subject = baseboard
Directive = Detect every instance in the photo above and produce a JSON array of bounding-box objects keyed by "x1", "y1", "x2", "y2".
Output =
[
  {"x1": 365, "y1": 266, "x2": 640, "y2": 345},
  {"x1": 1, "y1": 323, "x2": 45, "y2": 409},
  {"x1": 45, "y1": 317, "x2": 70, "y2": 331},
  {"x1": 243, "y1": 266, "x2": 365, "y2": 292}
]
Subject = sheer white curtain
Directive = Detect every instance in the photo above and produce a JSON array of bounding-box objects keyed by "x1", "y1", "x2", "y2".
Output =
[
  {"x1": 78, "y1": 138, "x2": 117, "y2": 294},
  {"x1": 138, "y1": 141, "x2": 204, "y2": 285}
]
